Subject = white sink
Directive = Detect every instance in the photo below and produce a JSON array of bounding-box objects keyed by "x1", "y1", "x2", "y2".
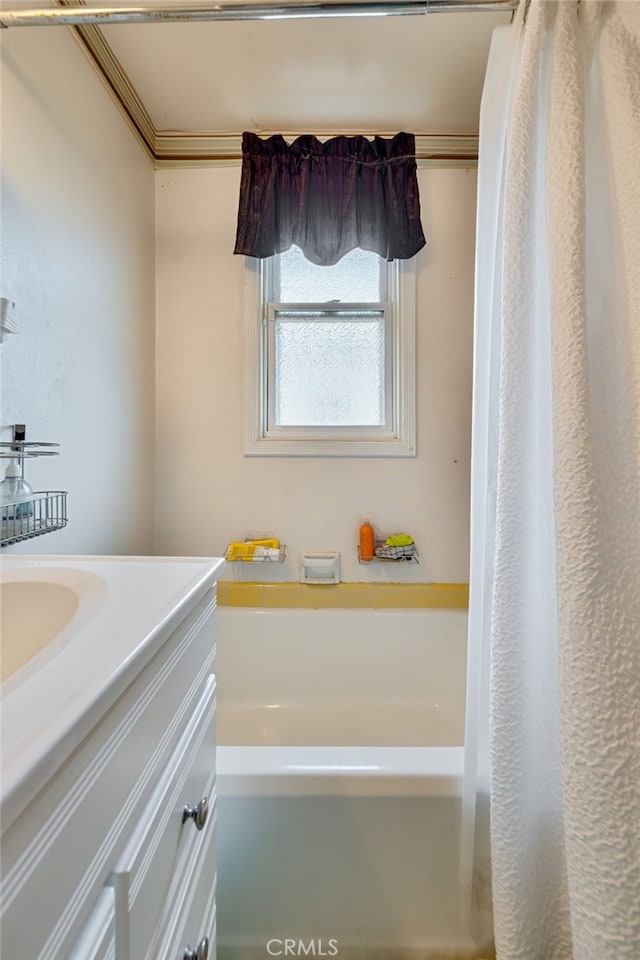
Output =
[{"x1": 0, "y1": 580, "x2": 79, "y2": 682}]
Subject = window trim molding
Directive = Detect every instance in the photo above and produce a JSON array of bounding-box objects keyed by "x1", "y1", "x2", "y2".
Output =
[{"x1": 244, "y1": 256, "x2": 417, "y2": 458}]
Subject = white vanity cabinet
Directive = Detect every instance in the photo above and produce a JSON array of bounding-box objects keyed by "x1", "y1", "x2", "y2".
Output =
[
  {"x1": 109, "y1": 674, "x2": 217, "y2": 960},
  {"x1": 68, "y1": 887, "x2": 117, "y2": 960},
  {"x1": 0, "y1": 557, "x2": 222, "y2": 960}
]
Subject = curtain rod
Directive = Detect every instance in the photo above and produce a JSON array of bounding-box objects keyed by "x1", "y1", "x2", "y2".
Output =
[{"x1": 0, "y1": 0, "x2": 518, "y2": 28}]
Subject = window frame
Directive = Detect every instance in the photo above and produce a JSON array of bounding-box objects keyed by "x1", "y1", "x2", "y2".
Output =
[
  {"x1": 244, "y1": 253, "x2": 417, "y2": 458},
  {"x1": 266, "y1": 301, "x2": 393, "y2": 438}
]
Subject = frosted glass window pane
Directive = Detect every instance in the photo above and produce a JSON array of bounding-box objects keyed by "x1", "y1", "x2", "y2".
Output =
[
  {"x1": 273, "y1": 311, "x2": 385, "y2": 426},
  {"x1": 279, "y1": 246, "x2": 382, "y2": 302}
]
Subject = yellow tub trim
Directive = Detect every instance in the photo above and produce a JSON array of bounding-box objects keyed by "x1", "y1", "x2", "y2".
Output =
[{"x1": 218, "y1": 582, "x2": 469, "y2": 610}]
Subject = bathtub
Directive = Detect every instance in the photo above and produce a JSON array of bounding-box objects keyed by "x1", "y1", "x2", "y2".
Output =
[{"x1": 216, "y1": 607, "x2": 482, "y2": 960}]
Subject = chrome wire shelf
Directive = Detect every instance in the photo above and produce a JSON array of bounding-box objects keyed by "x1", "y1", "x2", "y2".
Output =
[
  {"x1": 1, "y1": 491, "x2": 68, "y2": 547},
  {"x1": 224, "y1": 543, "x2": 287, "y2": 563},
  {"x1": 0, "y1": 440, "x2": 60, "y2": 460},
  {"x1": 358, "y1": 543, "x2": 420, "y2": 564}
]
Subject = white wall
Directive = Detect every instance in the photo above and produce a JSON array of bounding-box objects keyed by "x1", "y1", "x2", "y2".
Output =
[
  {"x1": 0, "y1": 26, "x2": 156, "y2": 555},
  {"x1": 155, "y1": 166, "x2": 474, "y2": 582}
]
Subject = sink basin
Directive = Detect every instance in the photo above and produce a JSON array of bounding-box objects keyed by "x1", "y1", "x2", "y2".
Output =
[
  {"x1": 0, "y1": 580, "x2": 79, "y2": 682},
  {"x1": 0, "y1": 554, "x2": 224, "y2": 833}
]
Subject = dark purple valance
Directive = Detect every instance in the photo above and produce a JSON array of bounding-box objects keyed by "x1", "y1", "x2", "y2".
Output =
[{"x1": 234, "y1": 132, "x2": 426, "y2": 266}]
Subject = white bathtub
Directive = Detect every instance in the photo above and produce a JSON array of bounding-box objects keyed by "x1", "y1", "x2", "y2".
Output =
[{"x1": 216, "y1": 607, "x2": 482, "y2": 960}]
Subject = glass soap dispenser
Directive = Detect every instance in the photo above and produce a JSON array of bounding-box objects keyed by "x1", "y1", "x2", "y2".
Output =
[{"x1": 0, "y1": 459, "x2": 34, "y2": 521}]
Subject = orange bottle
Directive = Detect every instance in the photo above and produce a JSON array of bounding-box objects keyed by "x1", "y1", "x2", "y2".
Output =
[{"x1": 359, "y1": 520, "x2": 375, "y2": 561}]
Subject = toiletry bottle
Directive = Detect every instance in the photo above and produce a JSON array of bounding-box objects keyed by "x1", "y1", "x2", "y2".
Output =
[
  {"x1": 359, "y1": 520, "x2": 375, "y2": 561},
  {"x1": 0, "y1": 461, "x2": 34, "y2": 521}
]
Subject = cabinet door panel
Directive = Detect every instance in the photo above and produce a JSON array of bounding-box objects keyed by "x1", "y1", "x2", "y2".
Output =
[
  {"x1": 68, "y1": 886, "x2": 116, "y2": 960},
  {"x1": 111, "y1": 676, "x2": 216, "y2": 960}
]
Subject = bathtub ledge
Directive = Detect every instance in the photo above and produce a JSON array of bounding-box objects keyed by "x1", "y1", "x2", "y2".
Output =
[{"x1": 217, "y1": 745, "x2": 463, "y2": 797}]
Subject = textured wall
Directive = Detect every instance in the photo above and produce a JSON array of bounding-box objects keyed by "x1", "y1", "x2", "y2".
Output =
[
  {"x1": 0, "y1": 25, "x2": 156, "y2": 555},
  {"x1": 155, "y1": 165, "x2": 475, "y2": 582}
]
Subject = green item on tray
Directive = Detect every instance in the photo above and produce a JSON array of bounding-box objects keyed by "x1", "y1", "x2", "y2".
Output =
[{"x1": 385, "y1": 534, "x2": 414, "y2": 547}]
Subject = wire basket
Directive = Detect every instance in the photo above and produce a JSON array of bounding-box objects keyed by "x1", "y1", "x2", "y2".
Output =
[
  {"x1": 224, "y1": 542, "x2": 287, "y2": 563},
  {"x1": 374, "y1": 543, "x2": 417, "y2": 560},
  {"x1": 357, "y1": 541, "x2": 419, "y2": 563},
  {"x1": 1, "y1": 491, "x2": 68, "y2": 547}
]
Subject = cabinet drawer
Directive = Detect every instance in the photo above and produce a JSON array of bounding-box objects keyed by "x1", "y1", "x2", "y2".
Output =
[
  {"x1": 111, "y1": 676, "x2": 216, "y2": 960},
  {"x1": 68, "y1": 886, "x2": 116, "y2": 960}
]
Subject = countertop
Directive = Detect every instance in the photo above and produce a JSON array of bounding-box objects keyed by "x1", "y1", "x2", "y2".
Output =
[{"x1": 0, "y1": 555, "x2": 224, "y2": 831}]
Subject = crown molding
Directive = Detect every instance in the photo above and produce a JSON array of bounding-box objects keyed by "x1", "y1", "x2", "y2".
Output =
[
  {"x1": 152, "y1": 131, "x2": 478, "y2": 167},
  {"x1": 71, "y1": 20, "x2": 157, "y2": 157},
  {"x1": 65, "y1": 0, "x2": 479, "y2": 168}
]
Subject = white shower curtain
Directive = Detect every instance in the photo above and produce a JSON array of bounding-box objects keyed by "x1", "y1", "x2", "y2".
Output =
[{"x1": 465, "y1": 1, "x2": 640, "y2": 958}]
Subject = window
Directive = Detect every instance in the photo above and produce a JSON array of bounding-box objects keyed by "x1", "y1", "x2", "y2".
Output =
[{"x1": 245, "y1": 247, "x2": 416, "y2": 457}]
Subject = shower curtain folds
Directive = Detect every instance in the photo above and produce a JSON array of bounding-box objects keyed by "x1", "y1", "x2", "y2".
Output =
[{"x1": 466, "y1": 1, "x2": 640, "y2": 957}]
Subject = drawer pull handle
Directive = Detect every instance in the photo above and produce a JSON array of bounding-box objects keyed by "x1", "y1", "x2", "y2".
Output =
[
  {"x1": 182, "y1": 796, "x2": 208, "y2": 831},
  {"x1": 184, "y1": 936, "x2": 209, "y2": 960}
]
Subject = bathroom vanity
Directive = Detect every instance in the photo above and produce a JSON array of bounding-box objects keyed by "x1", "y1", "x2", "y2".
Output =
[{"x1": 0, "y1": 555, "x2": 224, "y2": 960}]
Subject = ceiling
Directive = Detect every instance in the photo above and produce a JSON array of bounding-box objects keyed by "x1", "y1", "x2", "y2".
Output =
[
  {"x1": 100, "y1": 10, "x2": 509, "y2": 136},
  {"x1": 8, "y1": 1, "x2": 512, "y2": 162}
]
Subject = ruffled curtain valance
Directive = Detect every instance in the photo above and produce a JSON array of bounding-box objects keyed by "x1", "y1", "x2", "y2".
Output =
[{"x1": 233, "y1": 132, "x2": 426, "y2": 266}]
